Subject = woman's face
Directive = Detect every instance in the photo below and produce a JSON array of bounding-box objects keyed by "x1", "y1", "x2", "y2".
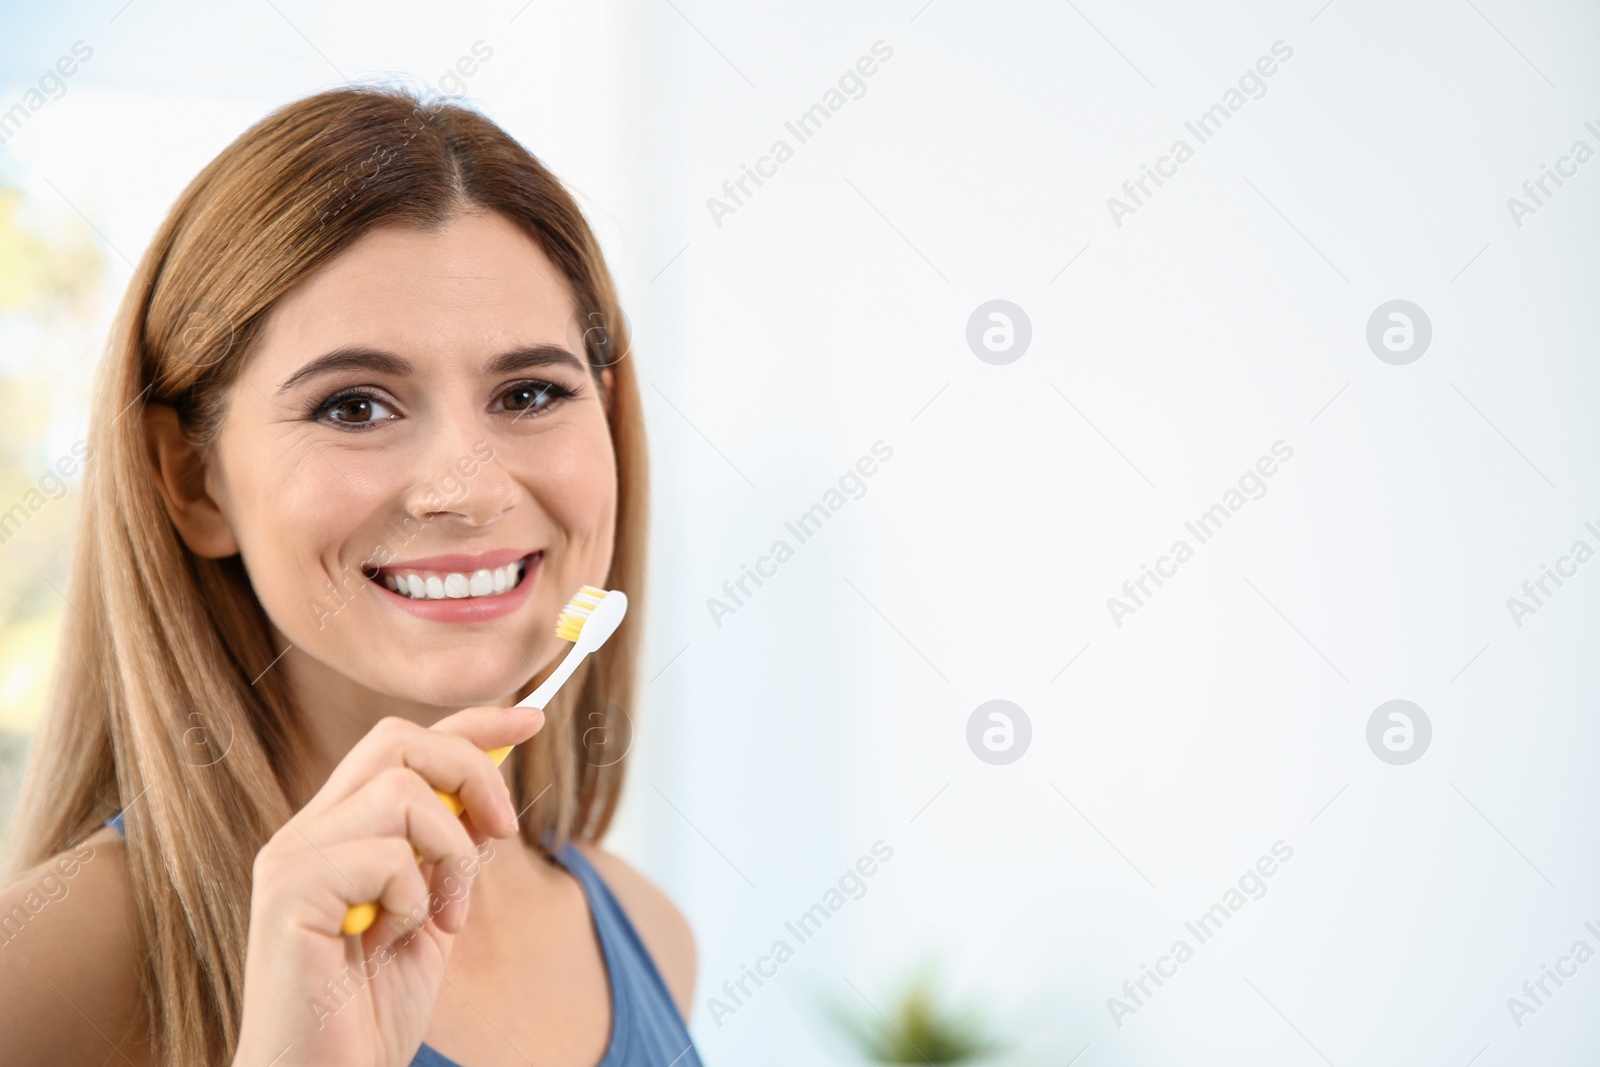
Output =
[{"x1": 198, "y1": 210, "x2": 617, "y2": 710}]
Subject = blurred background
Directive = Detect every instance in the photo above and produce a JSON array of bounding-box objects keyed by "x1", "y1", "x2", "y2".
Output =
[{"x1": 3, "y1": 0, "x2": 1599, "y2": 1063}]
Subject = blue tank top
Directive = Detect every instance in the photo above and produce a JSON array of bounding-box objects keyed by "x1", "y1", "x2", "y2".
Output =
[{"x1": 104, "y1": 812, "x2": 703, "y2": 1067}]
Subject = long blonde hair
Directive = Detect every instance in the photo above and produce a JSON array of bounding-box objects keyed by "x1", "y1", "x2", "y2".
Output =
[{"x1": 2, "y1": 85, "x2": 648, "y2": 1065}]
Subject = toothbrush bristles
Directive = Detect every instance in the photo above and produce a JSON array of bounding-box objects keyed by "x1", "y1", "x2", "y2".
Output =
[{"x1": 554, "y1": 585, "x2": 608, "y2": 643}]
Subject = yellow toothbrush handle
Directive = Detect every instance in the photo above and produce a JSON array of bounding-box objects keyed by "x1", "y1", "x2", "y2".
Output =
[{"x1": 340, "y1": 745, "x2": 516, "y2": 935}]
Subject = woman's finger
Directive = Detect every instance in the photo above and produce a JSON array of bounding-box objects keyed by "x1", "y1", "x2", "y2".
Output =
[
  {"x1": 322, "y1": 837, "x2": 439, "y2": 942},
  {"x1": 302, "y1": 707, "x2": 544, "y2": 830},
  {"x1": 311, "y1": 766, "x2": 482, "y2": 873}
]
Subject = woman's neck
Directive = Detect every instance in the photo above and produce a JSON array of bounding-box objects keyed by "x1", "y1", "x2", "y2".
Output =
[{"x1": 273, "y1": 639, "x2": 517, "y2": 809}]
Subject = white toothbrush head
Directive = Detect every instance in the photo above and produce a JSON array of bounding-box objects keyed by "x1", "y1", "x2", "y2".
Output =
[{"x1": 553, "y1": 585, "x2": 628, "y2": 652}]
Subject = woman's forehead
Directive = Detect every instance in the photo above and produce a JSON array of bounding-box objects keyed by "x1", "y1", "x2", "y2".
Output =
[{"x1": 254, "y1": 213, "x2": 579, "y2": 368}]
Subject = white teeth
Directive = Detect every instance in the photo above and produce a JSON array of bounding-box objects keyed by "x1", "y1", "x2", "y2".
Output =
[{"x1": 378, "y1": 559, "x2": 526, "y2": 601}]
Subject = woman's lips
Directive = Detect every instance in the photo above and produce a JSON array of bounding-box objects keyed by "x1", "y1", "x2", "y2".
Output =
[{"x1": 368, "y1": 551, "x2": 541, "y2": 623}]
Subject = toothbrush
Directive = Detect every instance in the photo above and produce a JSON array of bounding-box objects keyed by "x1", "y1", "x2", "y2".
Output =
[{"x1": 340, "y1": 585, "x2": 629, "y2": 936}]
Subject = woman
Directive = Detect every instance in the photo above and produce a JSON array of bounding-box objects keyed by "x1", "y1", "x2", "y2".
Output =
[{"x1": 0, "y1": 85, "x2": 701, "y2": 1067}]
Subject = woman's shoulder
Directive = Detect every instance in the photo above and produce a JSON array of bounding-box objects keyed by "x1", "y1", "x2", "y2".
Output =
[
  {"x1": 0, "y1": 827, "x2": 152, "y2": 1066},
  {"x1": 568, "y1": 840, "x2": 698, "y2": 1018}
]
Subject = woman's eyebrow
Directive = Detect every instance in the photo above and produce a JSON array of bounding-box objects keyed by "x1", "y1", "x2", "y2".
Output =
[
  {"x1": 277, "y1": 344, "x2": 586, "y2": 394},
  {"x1": 277, "y1": 347, "x2": 411, "y2": 393},
  {"x1": 482, "y1": 345, "x2": 588, "y2": 377}
]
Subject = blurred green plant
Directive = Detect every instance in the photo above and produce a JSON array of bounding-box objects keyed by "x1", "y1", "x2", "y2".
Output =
[
  {"x1": 0, "y1": 175, "x2": 108, "y2": 841},
  {"x1": 0, "y1": 184, "x2": 103, "y2": 314},
  {"x1": 823, "y1": 960, "x2": 1004, "y2": 1064}
]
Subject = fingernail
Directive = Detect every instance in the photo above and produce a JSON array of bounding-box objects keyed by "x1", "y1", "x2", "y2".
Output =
[{"x1": 500, "y1": 792, "x2": 517, "y2": 825}]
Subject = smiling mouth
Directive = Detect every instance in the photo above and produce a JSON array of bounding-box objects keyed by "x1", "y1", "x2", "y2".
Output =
[{"x1": 370, "y1": 551, "x2": 540, "y2": 601}]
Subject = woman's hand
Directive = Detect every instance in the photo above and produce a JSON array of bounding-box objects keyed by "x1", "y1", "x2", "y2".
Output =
[{"x1": 230, "y1": 705, "x2": 545, "y2": 1067}]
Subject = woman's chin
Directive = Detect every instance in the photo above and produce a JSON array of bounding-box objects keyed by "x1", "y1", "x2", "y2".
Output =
[{"x1": 368, "y1": 673, "x2": 538, "y2": 712}]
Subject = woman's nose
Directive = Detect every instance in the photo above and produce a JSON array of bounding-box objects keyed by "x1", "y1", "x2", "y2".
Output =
[{"x1": 402, "y1": 434, "x2": 513, "y2": 526}]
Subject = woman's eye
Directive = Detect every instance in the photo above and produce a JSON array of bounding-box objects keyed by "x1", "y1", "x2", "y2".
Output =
[
  {"x1": 317, "y1": 393, "x2": 397, "y2": 426},
  {"x1": 500, "y1": 380, "x2": 575, "y2": 416}
]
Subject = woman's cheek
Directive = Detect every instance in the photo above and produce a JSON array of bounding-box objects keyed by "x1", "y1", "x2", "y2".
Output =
[
  {"x1": 526, "y1": 423, "x2": 615, "y2": 517},
  {"x1": 541, "y1": 437, "x2": 617, "y2": 565},
  {"x1": 581, "y1": 435, "x2": 620, "y2": 530},
  {"x1": 237, "y1": 480, "x2": 371, "y2": 644}
]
